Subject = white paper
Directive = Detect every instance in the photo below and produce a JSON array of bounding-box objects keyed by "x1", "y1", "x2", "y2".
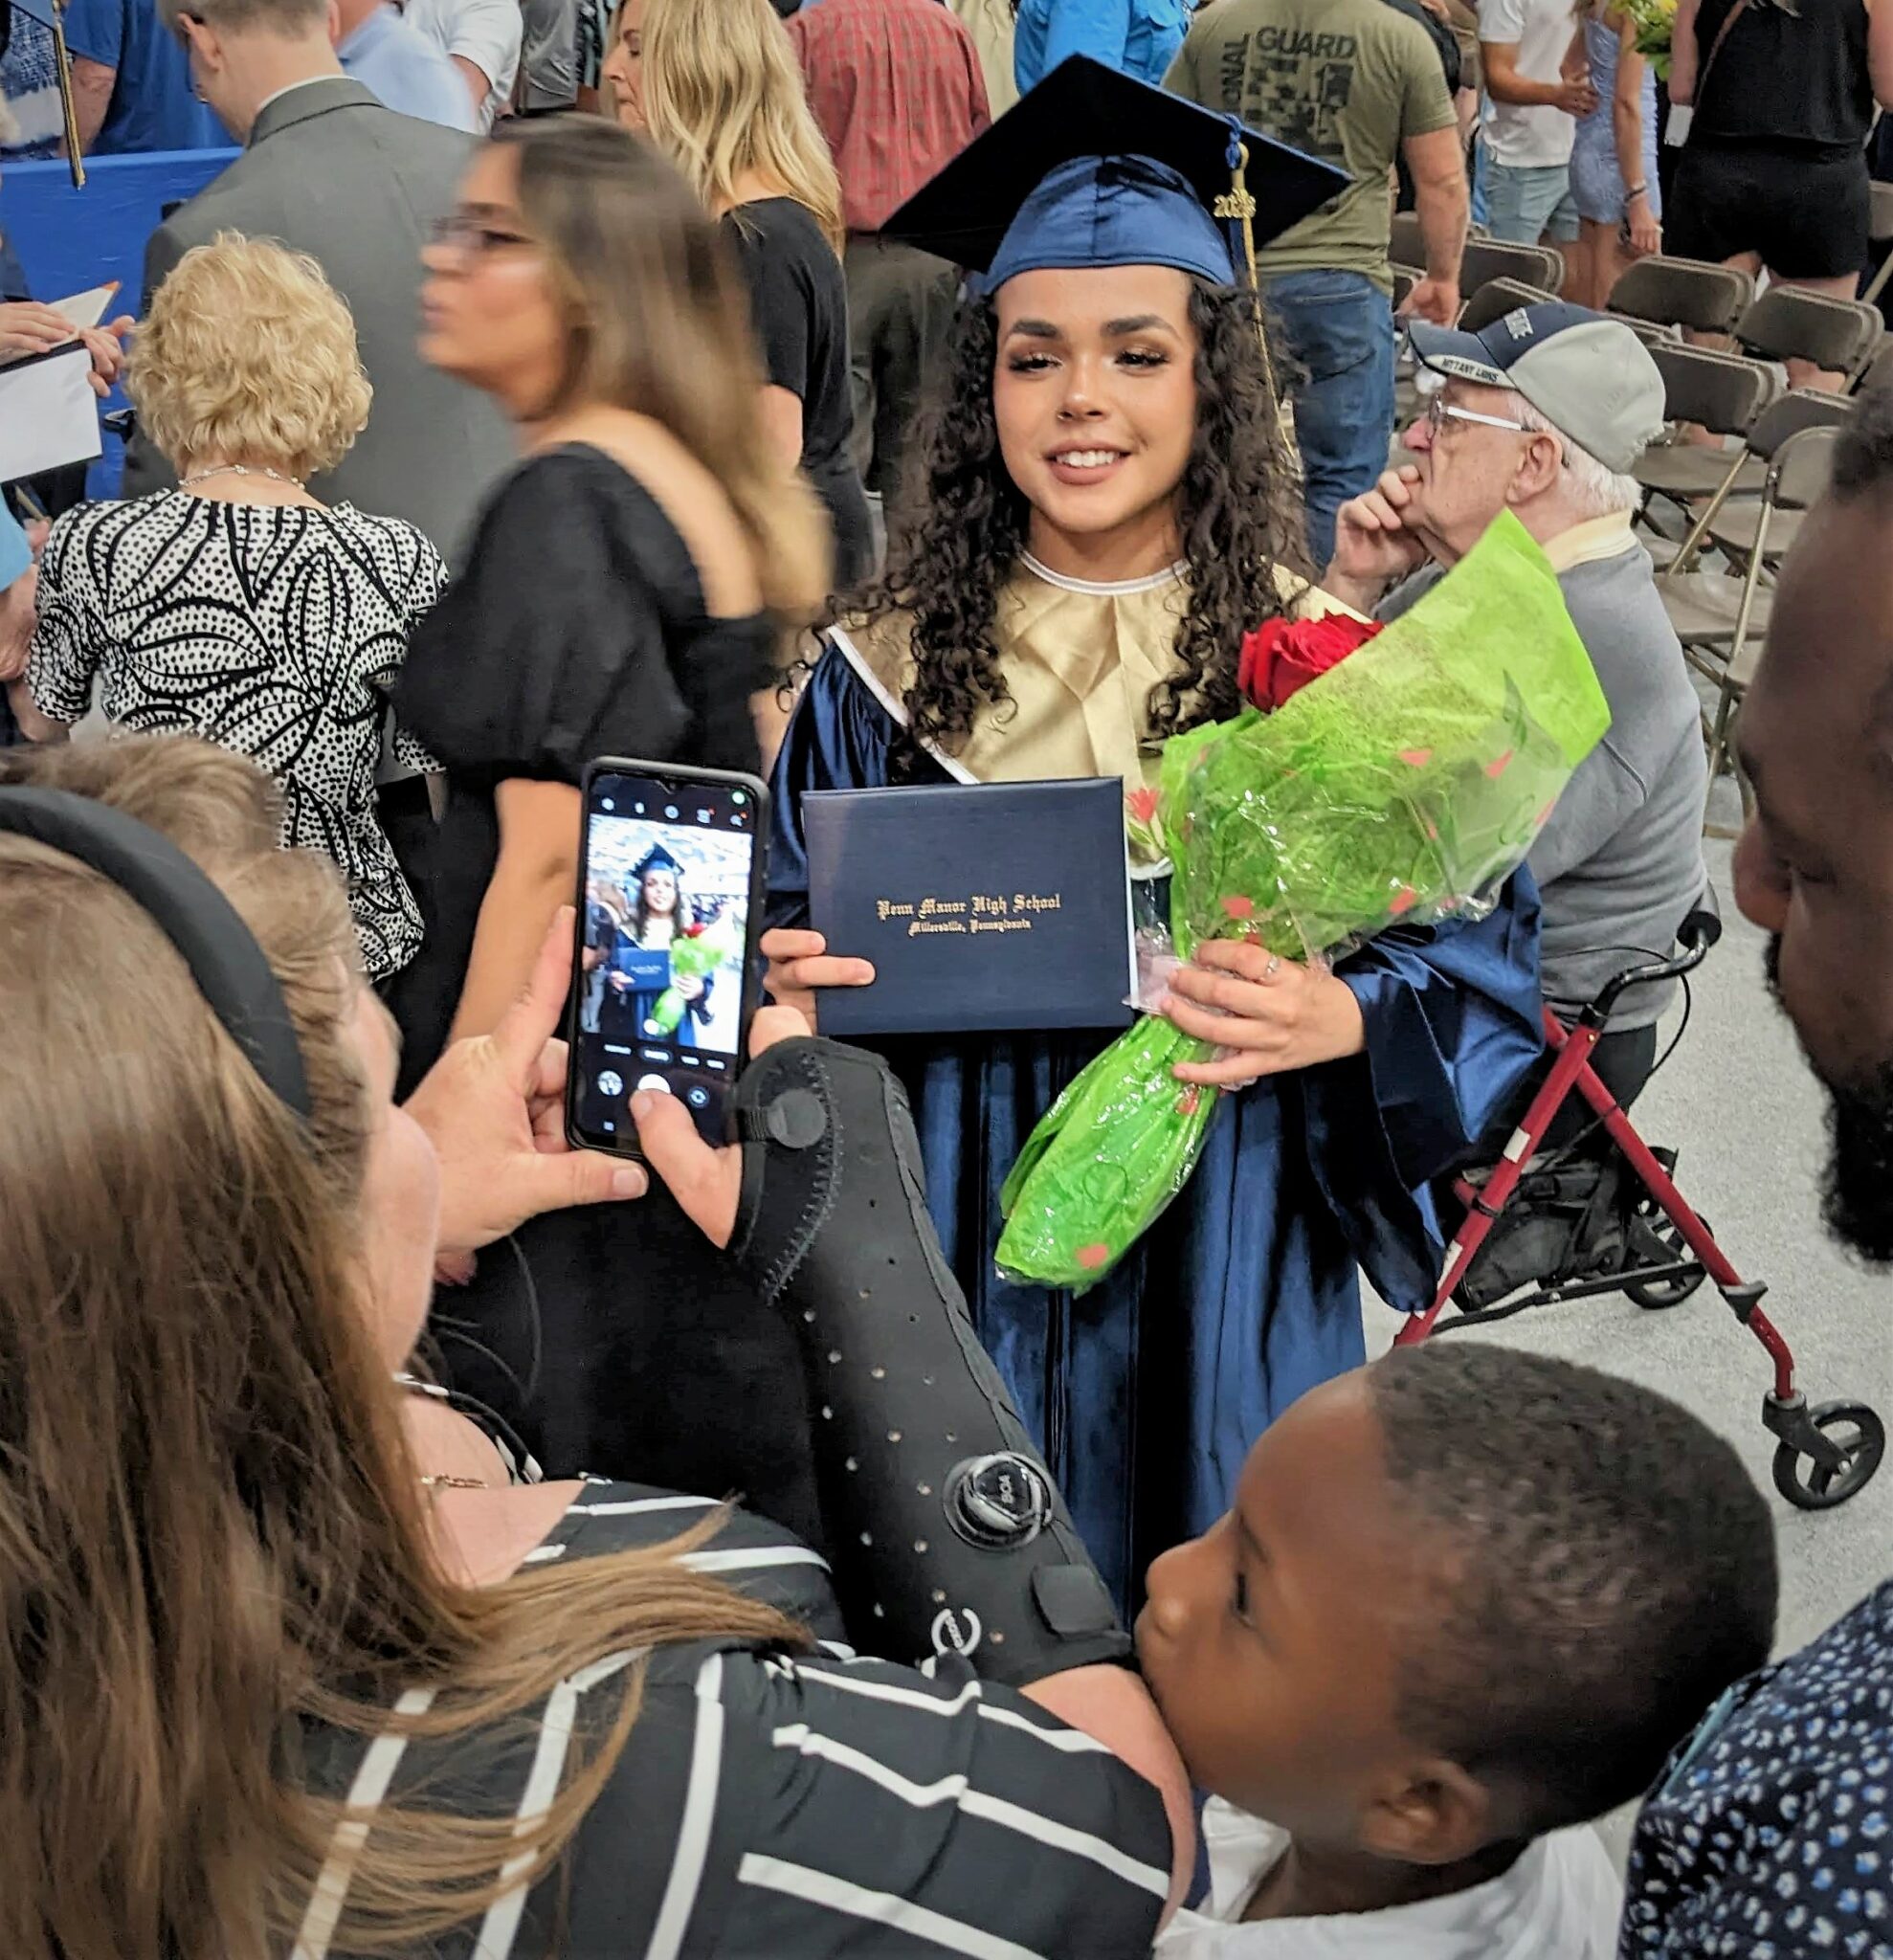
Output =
[
  {"x1": 0, "y1": 344, "x2": 101, "y2": 479},
  {"x1": 51, "y1": 283, "x2": 120, "y2": 332}
]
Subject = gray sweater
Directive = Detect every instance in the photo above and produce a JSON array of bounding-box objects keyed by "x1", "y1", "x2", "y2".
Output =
[{"x1": 1380, "y1": 528, "x2": 1706, "y2": 1029}]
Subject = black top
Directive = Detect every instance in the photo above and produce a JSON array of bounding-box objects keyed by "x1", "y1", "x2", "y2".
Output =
[
  {"x1": 298, "y1": 1481, "x2": 1172, "y2": 1959},
  {"x1": 1691, "y1": 0, "x2": 1871, "y2": 149},
  {"x1": 389, "y1": 443, "x2": 774, "y2": 1083},
  {"x1": 721, "y1": 198, "x2": 875, "y2": 590},
  {"x1": 385, "y1": 447, "x2": 817, "y2": 1539}
]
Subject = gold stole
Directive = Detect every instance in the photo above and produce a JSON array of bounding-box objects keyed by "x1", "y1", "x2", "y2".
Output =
[{"x1": 829, "y1": 554, "x2": 1364, "y2": 793}]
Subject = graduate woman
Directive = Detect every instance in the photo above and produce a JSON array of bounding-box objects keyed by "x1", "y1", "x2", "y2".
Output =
[
  {"x1": 601, "y1": 843, "x2": 715, "y2": 1049},
  {"x1": 762, "y1": 61, "x2": 1548, "y2": 1606}
]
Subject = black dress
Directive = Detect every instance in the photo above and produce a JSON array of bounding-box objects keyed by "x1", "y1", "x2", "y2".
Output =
[
  {"x1": 388, "y1": 443, "x2": 825, "y2": 1544},
  {"x1": 722, "y1": 196, "x2": 876, "y2": 591}
]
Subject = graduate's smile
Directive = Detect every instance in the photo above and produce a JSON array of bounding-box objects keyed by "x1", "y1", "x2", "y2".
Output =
[{"x1": 1045, "y1": 445, "x2": 1130, "y2": 486}]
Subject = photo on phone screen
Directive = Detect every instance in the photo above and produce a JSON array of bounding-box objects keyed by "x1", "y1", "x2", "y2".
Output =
[{"x1": 568, "y1": 762, "x2": 768, "y2": 1154}]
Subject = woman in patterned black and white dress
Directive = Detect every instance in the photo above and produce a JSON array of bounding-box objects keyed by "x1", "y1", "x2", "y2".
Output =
[{"x1": 19, "y1": 233, "x2": 445, "y2": 982}]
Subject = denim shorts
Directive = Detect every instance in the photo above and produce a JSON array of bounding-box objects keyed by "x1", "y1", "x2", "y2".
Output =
[{"x1": 1482, "y1": 155, "x2": 1580, "y2": 244}]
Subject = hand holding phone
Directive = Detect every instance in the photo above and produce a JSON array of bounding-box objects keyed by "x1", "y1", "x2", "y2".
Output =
[{"x1": 567, "y1": 759, "x2": 771, "y2": 1158}]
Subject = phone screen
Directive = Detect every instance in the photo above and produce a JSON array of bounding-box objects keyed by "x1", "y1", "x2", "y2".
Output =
[{"x1": 568, "y1": 762, "x2": 768, "y2": 1154}]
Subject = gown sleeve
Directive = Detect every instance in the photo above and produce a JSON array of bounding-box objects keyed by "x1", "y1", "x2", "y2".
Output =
[
  {"x1": 765, "y1": 638, "x2": 902, "y2": 933},
  {"x1": 1302, "y1": 867, "x2": 1547, "y2": 1311},
  {"x1": 392, "y1": 453, "x2": 767, "y2": 784}
]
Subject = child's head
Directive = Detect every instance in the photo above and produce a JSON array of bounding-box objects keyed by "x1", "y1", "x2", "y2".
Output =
[{"x1": 1136, "y1": 1344, "x2": 1777, "y2": 1868}]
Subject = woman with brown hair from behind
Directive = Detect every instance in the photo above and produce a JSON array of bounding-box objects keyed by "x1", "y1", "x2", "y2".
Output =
[{"x1": 0, "y1": 735, "x2": 1182, "y2": 1958}]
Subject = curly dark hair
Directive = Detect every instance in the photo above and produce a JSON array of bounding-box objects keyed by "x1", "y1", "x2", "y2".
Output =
[{"x1": 850, "y1": 278, "x2": 1309, "y2": 768}]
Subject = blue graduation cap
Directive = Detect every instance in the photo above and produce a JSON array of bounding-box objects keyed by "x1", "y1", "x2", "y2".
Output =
[
  {"x1": 880, "y1": 56, "x2": 1348, "y2": 298},
  {"x1": 632, "y1": 843, "x2": 686, "y2": 881}
]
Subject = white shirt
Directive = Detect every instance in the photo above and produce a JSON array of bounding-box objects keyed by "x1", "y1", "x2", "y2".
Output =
[
  {"x1": 1478, "y1": 0, "x2": 1580, "y2": 169},
  {"x1": 402, "y1": 0, "x2": 521, "y2": 128},
  {"x1": 1156, "y1": 1801, "x2": 1625, "y2": 1959}
]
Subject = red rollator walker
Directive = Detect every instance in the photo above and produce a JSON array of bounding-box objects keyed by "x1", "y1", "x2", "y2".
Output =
[{"x1": 1395, "y1": 900, "x2": 1887, "y2": 1511}]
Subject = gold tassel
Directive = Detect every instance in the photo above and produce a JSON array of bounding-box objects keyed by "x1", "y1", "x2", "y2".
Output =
[{"x1": 1214, "y1": 141, "x2": 1299, "y2": 470}]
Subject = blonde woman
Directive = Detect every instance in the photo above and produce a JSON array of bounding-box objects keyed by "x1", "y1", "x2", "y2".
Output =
[
  {"x1": 21, "y1": 233, "x2": 442, "y2": 984},
  {"x1": 604, "y1": 0, "x2": 873, "y2": 585}
]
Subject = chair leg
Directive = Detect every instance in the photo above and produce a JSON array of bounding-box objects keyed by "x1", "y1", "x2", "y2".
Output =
[
  {"x1": 1662, "y1": 452, "x2": 1748, "y2": 581},
  {"x1": 1703, "y1": 682, "x2": 1748, "y2": 839}
]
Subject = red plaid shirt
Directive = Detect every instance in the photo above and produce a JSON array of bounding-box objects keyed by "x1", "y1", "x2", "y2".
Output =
[{"x1": 787, "y1": 0, "x2": 991, "y2": 235}]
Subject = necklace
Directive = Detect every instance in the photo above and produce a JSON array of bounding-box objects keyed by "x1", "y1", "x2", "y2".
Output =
[
  {"x1": 419, "y1": 1473, "x2": 490, "y2": 1490},
  {"x1": 178, "y1": 462, "x2": 307, "y2": 488}
]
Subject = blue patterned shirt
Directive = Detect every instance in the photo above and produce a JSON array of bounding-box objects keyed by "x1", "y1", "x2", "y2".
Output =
[{"x1": 1620, "y1": 1579, "x2": 1893, "y2": 1958}]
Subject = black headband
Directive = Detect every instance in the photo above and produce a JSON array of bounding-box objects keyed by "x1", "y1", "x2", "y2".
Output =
[{"x1": 0, "y1": 787, "x2": 313, "y2": 1119}]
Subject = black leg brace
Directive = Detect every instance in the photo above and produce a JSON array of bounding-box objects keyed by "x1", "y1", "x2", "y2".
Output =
[{"x1": 726, "y1": 1036, "x2": 1132, "y2": 1688}]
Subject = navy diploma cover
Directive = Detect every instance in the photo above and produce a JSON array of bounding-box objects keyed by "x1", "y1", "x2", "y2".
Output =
[{"x1": 803, "y1": 779, "x2": 1136, "y2": 1036}]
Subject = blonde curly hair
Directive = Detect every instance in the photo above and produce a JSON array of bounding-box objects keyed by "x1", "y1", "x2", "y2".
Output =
[{"x1": 130, "y1": 233, "x2": 372, "y2": 479}]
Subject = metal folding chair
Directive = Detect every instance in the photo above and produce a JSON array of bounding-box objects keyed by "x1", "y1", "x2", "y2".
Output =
[
  {"x1": 1637, "y1": 343, "x2": 1779, "y2": 526},
  {"x1": 1458, "y1": 276, "x2": 1557, "y2": 334},
  {"x1": 1854, "y1": 336, "x2": 1893, "y2": 398},
  {"x1": 1460, "y1": 235, "x2": 1565, "y2": 297},
  {"x1": 1862, "y1": 181, "x2": 1893, "y2": 308},
  {"x1": 1733, "y1": 286, "x2": 1883, "y2": 385},
  {"x1": 1390, "y1": 212, "x2": 1424, "y2": 275},
  {"x1": 1700, "y1": 391, "x2": 1856, "y2": 574},
  {"x1": 1693, "y1": 425, "x2": 1841, "y2": 831},
  {"x1": 1607, "y1": 255, "x2": 1755, "y2": 338}
]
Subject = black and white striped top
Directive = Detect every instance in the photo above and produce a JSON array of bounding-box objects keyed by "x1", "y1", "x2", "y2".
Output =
[{"x1": 293, "y1": 1481, "x2": 1172, "y2": 1959}]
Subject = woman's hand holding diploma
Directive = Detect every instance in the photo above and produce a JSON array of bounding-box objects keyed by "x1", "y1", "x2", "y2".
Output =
[{"x1": 759, "y1": 926, "x2": 875, "y2": 1031}]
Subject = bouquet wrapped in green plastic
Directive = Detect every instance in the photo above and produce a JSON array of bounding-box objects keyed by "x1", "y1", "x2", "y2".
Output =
[
  {"x1": 994, "y1": 513, "x2": 1611, "y2": 1291},
  {"x1": 648, "y1": 910, "x2": 743, "y2": 1035}
]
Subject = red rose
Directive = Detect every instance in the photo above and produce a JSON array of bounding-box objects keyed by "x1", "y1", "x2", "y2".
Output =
[
  {"x1": 680, "y1": 921, "x2": 706, "y2": 938},
  {"x1": 1236, "y1": 613, "x2": 1383, "y2": 713}
]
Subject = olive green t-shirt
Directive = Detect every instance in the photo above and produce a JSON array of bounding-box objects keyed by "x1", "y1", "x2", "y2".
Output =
[{"x1": 1165, "y1": 0, "x2": 1458, "y2": 291}]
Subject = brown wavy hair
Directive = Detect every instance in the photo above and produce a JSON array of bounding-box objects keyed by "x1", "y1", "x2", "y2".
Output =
[
  {"x1": 498, "y1": 115, "x2": 831, "y2": 623},
  {"x1": 856, "y1": 279, "x2": 1309, "y2": 765},
  {"x1": 0, "y1": 738, "x2": 800, "y2": 1958}
]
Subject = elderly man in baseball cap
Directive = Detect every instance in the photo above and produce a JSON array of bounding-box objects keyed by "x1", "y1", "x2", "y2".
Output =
[{"x1": 1325, "y1": 301, "x2": 1705, "y2": 1148}]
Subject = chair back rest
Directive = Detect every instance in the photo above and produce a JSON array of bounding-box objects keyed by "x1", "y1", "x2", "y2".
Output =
[
  {"x1": 1458, "y1": 277, "x2": 1558, "y2": 334},
  {"x1": 1771, "y1": 423, "x2": 1843, "y2": 512},
  {"x1": 1607, "y1": 256, "x2": 1754, "y2": 335},
  {"x1": 1623, "y1": 318, "x2": 1681, "y2": 350},
  {"x1": 1873, "y1": 179, "x2": 1893, "y2": 243},
  {"x1": 1648, "y1": 343, "x2": 1780, "y2": 436},
  {"x1": 1742, "y1": 388, "x2": 1857, "y2": 463},
  {"x1": 1390, "y1": 211, "x2": 1424, "y2": 272},
  {"x1": 1856, "y1": 336, "x2": 1893, "y2": 396},
  {"x1": 1734, "y1": 287, "x2": 1883, "y2": 378},
  {"x1": 1460, "y1": 235, "x2": 1565, "y2": 297}
]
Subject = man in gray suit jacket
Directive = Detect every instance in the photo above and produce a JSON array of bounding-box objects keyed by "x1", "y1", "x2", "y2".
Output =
[{"x1": 124, "y1": 0, "x2": 511, "y2": 561}]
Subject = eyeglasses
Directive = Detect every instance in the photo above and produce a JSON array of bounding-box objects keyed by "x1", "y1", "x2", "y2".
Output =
[
  {"x1": 428, "y1": 213, "x2": 536, "y2": 257},
  {"x1": 1424, "y1": 394, "x2": 1531, "y2": 438}
]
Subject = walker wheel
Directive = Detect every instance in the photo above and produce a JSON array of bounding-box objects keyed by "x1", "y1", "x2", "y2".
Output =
[
  {"x1": 1772, "y1": 1401, "x2": 1887, "y2": 1510},
  {"x1": 1622, "y1": 1213, "x2": 1709, "y2": 1311}
]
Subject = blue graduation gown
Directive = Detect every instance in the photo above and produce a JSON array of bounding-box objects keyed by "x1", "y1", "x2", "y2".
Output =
[{"x1": 768, "y1": 644, "x2": 1545, "y2": 1605}]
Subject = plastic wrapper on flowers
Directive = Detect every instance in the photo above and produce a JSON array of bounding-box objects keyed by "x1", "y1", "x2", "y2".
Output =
[
  {"x1": 995, "y1": 513, "x2": 1611, "y2": 1293},
  {"x1": 649, "y1": 910, "x2": 742, "y2": 1035}
]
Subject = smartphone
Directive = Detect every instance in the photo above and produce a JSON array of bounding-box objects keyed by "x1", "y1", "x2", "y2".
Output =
[{"x1": 567, "y1": 758, "x2": 771, "y2": 1157}]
